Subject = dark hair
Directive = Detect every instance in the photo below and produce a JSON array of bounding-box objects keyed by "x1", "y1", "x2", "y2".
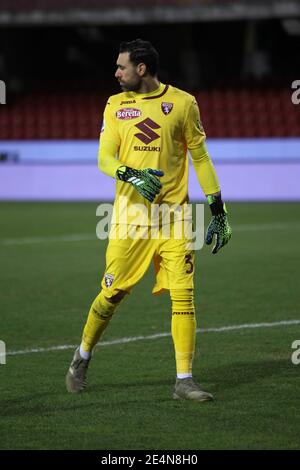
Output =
[{"x1": 119, "y1": 39, "x2": 159, "y2": 76}]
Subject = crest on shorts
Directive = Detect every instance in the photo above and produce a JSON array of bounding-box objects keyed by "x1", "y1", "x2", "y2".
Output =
[
  {"x1": 104, "y1": 273, "x2": 114, "y2": 287},
  {"x1": 161, "y1": 102, "x2": 173, "y2": 115}
]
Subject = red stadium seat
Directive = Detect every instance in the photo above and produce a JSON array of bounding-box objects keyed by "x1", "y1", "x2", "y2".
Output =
[{"x1": 1, "y1": 86, "x2": 299, "y2": 139}]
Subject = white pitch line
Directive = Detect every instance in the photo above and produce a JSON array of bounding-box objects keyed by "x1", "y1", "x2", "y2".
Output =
[
  {"x1": 6, "y1": 319, "x2": 300, "y2": 357},
  {"x1": 1, "y1": 222, "x2": 300, "y2": 246},
  {"x1": 232, "y1": 222, "x2": 300, "y2": 232},
  {"x1": 0, "y1": 233, "x2": 96, "y2": 246}
]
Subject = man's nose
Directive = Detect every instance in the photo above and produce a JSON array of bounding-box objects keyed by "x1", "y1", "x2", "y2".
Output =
[{"x1": 115, "y1": 70, "x2": 121, "y2": 79}]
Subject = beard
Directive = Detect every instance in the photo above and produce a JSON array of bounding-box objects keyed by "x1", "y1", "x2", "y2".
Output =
[{"x1": 119, "y1": 76, "x2": 142, "y2": 92}]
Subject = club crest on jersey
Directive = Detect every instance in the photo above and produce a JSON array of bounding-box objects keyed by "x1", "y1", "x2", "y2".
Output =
[
  {"x1": 161, "y1": 102, "x2": 173, "y2": 115},
  {"x1": 116, "y1": 108, "x2": 142, "y2": 120},
  {"x1": 104, "y1": 273, "x2": 114, "y2": 287}
]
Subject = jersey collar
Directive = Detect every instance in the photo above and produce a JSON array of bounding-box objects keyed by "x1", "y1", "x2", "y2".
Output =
[{"x1": 127, "y1": 83, "x2": 169, "y2": 100}]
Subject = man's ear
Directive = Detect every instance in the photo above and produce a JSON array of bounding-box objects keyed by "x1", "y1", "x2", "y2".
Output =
[{"x1": 137, "y1": 63, "x2": 147, "y2": 77}]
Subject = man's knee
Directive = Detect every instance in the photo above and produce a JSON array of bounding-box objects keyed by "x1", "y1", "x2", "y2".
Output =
[
  {"x1": 91, "y1": 290, "x2": 127, "y2": 320},
  {"x1": 105, "y1": 290, "x2": 127, "y2": 305}
]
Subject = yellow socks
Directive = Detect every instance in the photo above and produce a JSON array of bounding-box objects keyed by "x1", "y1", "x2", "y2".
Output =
[
  {"x1": 170, "y1": 289, "x2": 196, "y2": 378},
  {"x1": 81, "y1": 291, "x2": 118, "y2": 355},
  {"x1": 80, "y1": 287, "x2": 196, "y2": 376}
]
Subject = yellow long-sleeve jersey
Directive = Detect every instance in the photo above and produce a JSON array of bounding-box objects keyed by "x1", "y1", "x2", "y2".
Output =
[{"x1": 98, "y1": 82, "x2": 220, "y2": 224}]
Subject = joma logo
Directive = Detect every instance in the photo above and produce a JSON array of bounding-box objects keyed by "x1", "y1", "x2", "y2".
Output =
[{"x1": 134, "y1": 118, "x2": 161, "y2": 144}]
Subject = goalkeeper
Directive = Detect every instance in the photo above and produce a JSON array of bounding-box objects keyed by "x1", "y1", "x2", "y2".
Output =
[{"x1": 66, "y1": 39, "x2": 232, "y2": 402}]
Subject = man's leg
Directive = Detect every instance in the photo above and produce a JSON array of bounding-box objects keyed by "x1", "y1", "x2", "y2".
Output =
[
  {"x1": 80, "y1": 290, "x2": 126, "y2": 359},
  {"x1": 170, "y1": 288, "x2": 213, "y2": 402},
  {"x1": 170, "y1": 288, "x2": 196, "y2": 379},
  {"x1": 155, "y1": 225, "x2": 213, "y2": 402},
  {"x1": 66, "y1": 290, "x2": 126, "y2": 393},
  {"x1": 66, "y1": 227, "x2": 157, "y2": 393}
]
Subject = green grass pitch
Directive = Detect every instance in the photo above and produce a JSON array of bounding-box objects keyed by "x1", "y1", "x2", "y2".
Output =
[{"x1": 0, "y1": 201, "x2": 299, "y2": 450}]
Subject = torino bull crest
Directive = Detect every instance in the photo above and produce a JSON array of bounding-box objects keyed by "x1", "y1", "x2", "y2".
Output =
[
  {"x1": 104, "y1": 273, "x2": 114, "y2": 288},
  {"x1": 161, "y1": 102, "x2": 173, "y2": 115}
]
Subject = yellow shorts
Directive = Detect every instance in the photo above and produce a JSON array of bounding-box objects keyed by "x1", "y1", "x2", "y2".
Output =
[{"x1": 101, "y1": 223, "x2": 195, "y2": 299}]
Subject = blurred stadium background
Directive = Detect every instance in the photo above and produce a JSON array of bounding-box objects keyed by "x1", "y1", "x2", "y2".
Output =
[
  {"x1": 1, "y1": 0, "x2": 300, "y2": 451},
  {"x1": 0, "y1": 0, "x2": 300, "y2": 200}
]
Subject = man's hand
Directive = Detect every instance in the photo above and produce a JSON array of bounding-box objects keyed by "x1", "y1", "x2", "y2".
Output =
[
  {"x1": 205, "y1": 193, "x2": 232, "y2": 254},
  {"x1": 116, "y1": 165, "x2": 164, "y2": 202},
  {"x1": 205, "y1": 213, "x2": 232, "y2": 254}
]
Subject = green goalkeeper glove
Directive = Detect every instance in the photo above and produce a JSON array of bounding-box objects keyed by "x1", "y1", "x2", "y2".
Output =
[
  {"x1": 116, "y1": 165, "x2": 164, "y2": 203},
  {"x1": 205, "y1": 194, "x2": 232, "y2": 254}
]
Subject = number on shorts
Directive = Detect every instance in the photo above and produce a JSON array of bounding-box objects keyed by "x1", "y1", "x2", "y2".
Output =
[{"x1": 185, "y1": 254, "x2": 194, "y2": 274}]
